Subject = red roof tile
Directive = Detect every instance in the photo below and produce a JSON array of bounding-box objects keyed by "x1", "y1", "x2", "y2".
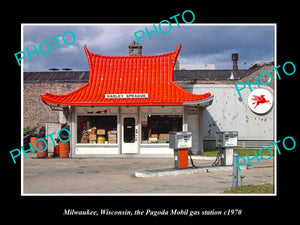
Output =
[{"x1": 41, "y1": 44, "x2": 213, "y2": 106}]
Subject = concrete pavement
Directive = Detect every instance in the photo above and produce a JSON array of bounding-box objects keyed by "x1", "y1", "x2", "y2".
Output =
[{"x1": 23, "y1": 155, "x2": 274, "y2": 195}]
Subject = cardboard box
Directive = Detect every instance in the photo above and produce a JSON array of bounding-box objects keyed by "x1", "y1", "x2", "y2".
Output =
[
  {"x1": 108, "y1": 134, "x2": 117, "y2": 143},
  {"x1": 108, "y1": 139, "x2": 117, "y2": 144},
  {"x1": 97, "y1": 129, "x2": 105, "y2": 135},
  {"x1": 149, "y1": 137, "x2": 158, "y2": 143},
  {"x1": 80, "y1": 136, "x2": 89, "y2": 143},
  {"x1": 89, "y1": 133, "x2": 97, "y2": 141},
  {"x1": 159, "y1": 134, "x2": 169, "y2": 139},
  {"x1": 107, "y1": 130, "x2": 117, "y2": 135},
  {"x1": 108, "y1": 134, "x2": 117, "y2": 138}
]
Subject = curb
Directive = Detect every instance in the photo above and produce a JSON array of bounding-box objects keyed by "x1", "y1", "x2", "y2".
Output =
[{"x1": 135, "y1": 165, "x2": 247, "y2": 178}]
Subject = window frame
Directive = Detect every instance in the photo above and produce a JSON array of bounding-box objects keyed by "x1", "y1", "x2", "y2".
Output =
[
  {"x1": 75, "y1": 106, "x2": 119, "y2": 145},
  {"x1": 140, "y1": 114, "x2": 183, "y2": 145}
]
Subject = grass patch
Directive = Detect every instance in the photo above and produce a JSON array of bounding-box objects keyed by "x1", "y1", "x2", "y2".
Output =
[
  {"x1": 224, "y1": 183, "x2": 274, "y2": 194},
  {"x1": 202, "y1": 148, "x2": 273, "y2": 157}
]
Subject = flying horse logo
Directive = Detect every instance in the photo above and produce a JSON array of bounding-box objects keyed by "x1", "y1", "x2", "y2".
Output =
[{"x1": 251, "y1": 95, "x2": 271, "y2": 109}]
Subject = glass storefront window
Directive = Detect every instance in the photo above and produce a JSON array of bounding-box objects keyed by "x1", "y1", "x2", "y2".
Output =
[
  {"x1": 77, "y1": 116, "x2": 117, "y2": 144},
  {"x1": 141, "y1": 115, "x2": 182, "y2": 144}
]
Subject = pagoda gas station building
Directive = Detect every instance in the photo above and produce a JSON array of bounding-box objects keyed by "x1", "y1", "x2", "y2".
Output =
[{"x1": 41, "y1": 44, "x2": 214, "y2": 157}]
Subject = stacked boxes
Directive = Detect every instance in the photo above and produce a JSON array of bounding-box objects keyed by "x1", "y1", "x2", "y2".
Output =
[
  {"x1": 80, "y1": 129, "x2": 117, "y2": 144},
  {"x1": 147, "y1": 133, "x2": 170, "y2": 143},
  {"x1": 158, "y1": 133, "x2": 169, "y2": 143},
  {"x1": 108, "y1": 130, "x2": 117, "y2": 144},
  {"x1": 149, "y1": 134, "x2": 158, "y2": 143},
  {"x1": 159, "y1": 133, "x2": 169, "y2": 140},
  {"x1": 89, "y1": 130, "x2": 97, "y2": 143},
  {"x1": 80, "y1": 134, "x2": 89, "y2": 143}
]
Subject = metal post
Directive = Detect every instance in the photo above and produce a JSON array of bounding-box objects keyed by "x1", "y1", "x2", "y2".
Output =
[
  {"x1": 240, "y1": 175, "x2": 245, "y2": 186},
  {"x1": 232, "y1": 153, "x2": 239, "y2": 188}
]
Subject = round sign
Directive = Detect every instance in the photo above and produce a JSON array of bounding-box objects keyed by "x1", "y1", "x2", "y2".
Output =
[{"x1": 248, "y1": 88, "x2": 273, "y2": 114}]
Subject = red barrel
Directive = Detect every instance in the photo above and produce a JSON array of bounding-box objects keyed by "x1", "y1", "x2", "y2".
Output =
[
  {"x1": 35, "y1": 138, "x2": 48, "y2": 158},
  {"x1": 54, "y1": 145, "x2": 59, "y2": 157},
  {"x1": 30, "y1": 137, "x2": 38, "y2": 153},
  {"x1": 59, "y1": 141, "x2": 70, "y2": 158}
]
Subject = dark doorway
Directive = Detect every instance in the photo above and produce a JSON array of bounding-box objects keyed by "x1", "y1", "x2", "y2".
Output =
[{"x1": 124, "y1": 117, "x2": 135, "y2": 143}]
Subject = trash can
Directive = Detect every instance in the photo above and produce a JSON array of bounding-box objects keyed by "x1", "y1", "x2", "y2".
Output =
[{"x1": 169, "y1": 131, "x2": 192, "y2": 169}]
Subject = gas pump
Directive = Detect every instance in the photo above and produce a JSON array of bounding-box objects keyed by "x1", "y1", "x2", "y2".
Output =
[
  {"x1": 169, "y1": 131, "x2": 192, "y2": 169},
  {"x1": 213, "y1": 131, "x2": 238, "y2": 166}
]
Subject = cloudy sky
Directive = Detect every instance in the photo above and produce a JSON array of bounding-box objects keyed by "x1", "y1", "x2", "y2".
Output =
[{"x1": 22, "y1": 24, "x2": 274, "y2": 72}]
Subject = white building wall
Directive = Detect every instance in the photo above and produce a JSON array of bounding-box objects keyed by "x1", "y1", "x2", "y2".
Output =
[{"x1": 181, "y1": 84, "x2": 275, "y2": 148}]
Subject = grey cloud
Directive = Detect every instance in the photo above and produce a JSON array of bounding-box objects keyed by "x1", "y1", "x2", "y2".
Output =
[{"x1": 23, "y1": 24, "x2": 274, "y2": 71}]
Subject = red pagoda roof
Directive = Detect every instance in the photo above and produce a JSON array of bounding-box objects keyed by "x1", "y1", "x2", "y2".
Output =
[{"x1": 41, "y1": 44, "x2": 213, "y2": 107}]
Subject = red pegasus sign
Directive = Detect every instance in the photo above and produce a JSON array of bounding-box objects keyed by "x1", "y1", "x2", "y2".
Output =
[
  {"x1": 248, "y1": 89, "x2": 273, "y2": 114},
  {"x1": 251, "y1": 95, "x2": 271, "y2": 109}
]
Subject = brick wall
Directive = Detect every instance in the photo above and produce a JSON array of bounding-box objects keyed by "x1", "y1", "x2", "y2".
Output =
[
  {"x1": 238, "y1": 64, "x2": 275, "y2": 90},
  {"x1": 23, "y1": 82, "x2": 86, "y2": 132}
]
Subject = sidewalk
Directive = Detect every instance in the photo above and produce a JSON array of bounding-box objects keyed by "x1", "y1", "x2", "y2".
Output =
[{"x1": 23, "y1": 156, "x2": 274, "y2": 195}]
